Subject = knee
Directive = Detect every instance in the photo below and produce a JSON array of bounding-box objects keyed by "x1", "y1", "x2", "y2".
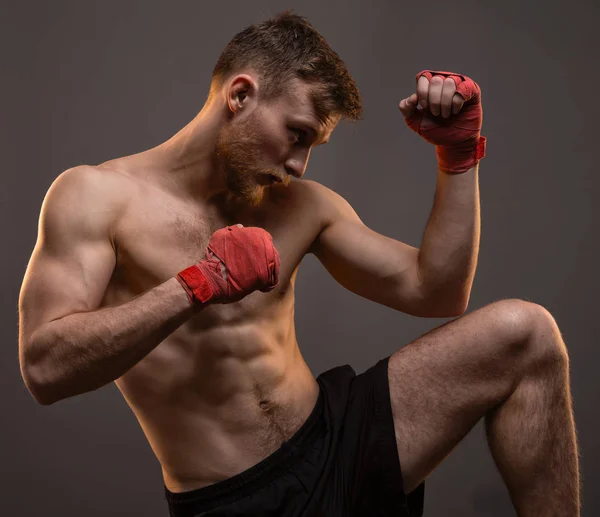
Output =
[{"x1": 491, "y1": 298, "x2": 568, "y2": 366}]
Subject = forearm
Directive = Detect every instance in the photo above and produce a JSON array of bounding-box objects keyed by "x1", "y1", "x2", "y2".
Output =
[
  {"x1": 27, "y1": 277, "x2": 194, "y2": 404},
  {"x1": 417, "y1": 164, "x2": 481, "y2": 313}
]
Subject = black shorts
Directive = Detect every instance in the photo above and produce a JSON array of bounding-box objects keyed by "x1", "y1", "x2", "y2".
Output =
[{"x1": 164, "y1": 357, "x2": 425, "y2": 516}]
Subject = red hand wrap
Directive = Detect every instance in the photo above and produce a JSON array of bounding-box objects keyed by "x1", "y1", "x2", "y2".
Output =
[
  {"x1": 405, "y1": 70, "x2": 487, "y2": 174},
  {"x1": 176, "y1": 225, "x2": 280, "y2": 306}
]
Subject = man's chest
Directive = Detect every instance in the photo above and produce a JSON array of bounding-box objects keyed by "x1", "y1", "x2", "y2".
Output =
[{"x1": 108, "y1": 185, "x2": 321, "y2": 302}]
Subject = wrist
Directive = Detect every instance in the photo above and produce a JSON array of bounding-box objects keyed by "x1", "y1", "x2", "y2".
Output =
[
  {"x1": 436, "y1": 136, "x2": 487, "y2": 174},
  {"x1": 175, "y1": 264, "x2": 216, "y2": 307},
  {"x1": 159, "y1": 277, "x2": 199, "y2": 316}
]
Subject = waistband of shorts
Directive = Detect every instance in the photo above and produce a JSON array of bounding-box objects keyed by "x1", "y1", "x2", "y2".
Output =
[{"x1": 164, "y1": 386, "x2": 325, "y2": 508}]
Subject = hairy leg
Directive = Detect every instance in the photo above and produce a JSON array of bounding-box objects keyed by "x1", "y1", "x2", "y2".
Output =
[
  {"x1": 484, "y1": 304, "x2": 580, "y2": 516},
  {"x1": 387, "y1": 299, "x2": 580, "y2": 516}
]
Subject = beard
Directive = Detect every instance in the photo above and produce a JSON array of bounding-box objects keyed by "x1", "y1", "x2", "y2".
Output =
[{"x1": 215, "y1": 112, "x2": 287, "y2": 207}]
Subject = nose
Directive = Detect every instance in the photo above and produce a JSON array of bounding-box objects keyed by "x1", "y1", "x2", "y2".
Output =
[{"x1": 285, "y1": 148, "x2": 311, "y2": 179}]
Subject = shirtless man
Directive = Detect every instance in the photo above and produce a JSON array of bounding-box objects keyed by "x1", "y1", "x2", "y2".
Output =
[{"x1": 18, "y1": 12, "x2": 580, "y2": 517}]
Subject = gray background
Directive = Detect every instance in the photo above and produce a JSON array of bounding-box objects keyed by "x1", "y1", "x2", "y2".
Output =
[{"x1": 2, "y1": 0, "x2": 598, "y2": 515}]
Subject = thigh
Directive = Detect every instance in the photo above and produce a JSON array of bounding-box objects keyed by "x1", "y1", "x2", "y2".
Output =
[{"x1": 389, "y1": 299, "x2": 540, "y2": 493}]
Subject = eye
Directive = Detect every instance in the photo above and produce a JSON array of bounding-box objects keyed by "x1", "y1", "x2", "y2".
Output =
[{"x1": 289, "y1": 128, "x2": 307, "y2": 145}]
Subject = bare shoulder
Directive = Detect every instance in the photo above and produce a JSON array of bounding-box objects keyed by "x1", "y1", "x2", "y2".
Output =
[
  {"x1": 293, "y1": 179, "x2": 362, "y2": 226},
  {"x1": 42, "y1": 164, "x2": 136, "y2": 243},
  {"x1": 293, "y1": 178, "x2": 335, "y2": 202},
  {"x1": 50, "y1": 163, "x2": 137, "y2": 200},
  {"x1": 276, "y1": 179, "x2": 363, "y2": 256}
]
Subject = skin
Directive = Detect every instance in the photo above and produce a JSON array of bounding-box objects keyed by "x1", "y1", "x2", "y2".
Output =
[{"x1": 18, "y1": 70, "x2": 579, "y2": 515}]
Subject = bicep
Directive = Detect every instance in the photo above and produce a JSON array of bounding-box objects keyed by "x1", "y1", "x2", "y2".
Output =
[
  {"x1": 19, "y1": 168, "x2": 119, "y2": 358},
  {"x1": 308, "y1": 182, "x2": 425, "y2": 315}
]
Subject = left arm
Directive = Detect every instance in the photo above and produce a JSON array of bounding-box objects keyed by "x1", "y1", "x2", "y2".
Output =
[
  {"x1": 309, "y1": 69, "x2": 485, "y2": 318},
  {"x1": 307, "y1": 172, "x2": 478, "y2": 318}
]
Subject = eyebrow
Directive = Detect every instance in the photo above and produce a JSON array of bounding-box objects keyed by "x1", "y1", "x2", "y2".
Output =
[{"x1": 297, "y1": 121, "x2": 329, "y2": 145}]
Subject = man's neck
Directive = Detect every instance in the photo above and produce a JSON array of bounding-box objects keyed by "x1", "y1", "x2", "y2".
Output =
[{"x1": 151, "y1": 102, "x2": 229, "y2": 204}]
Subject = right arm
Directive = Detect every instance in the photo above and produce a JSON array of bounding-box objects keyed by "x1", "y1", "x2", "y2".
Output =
[{"x1": 18, "y1": 167, "x2": 194, "y2": 405}]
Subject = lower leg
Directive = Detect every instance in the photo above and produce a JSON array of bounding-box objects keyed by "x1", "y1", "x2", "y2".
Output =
[{"x1": 484, "y1": 323, "x2": 580, "y2": 517}]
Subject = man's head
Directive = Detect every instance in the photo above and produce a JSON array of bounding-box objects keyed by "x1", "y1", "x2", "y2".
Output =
[{"x1": 210, "y1": 11, "x2": 362, "y2": 206}]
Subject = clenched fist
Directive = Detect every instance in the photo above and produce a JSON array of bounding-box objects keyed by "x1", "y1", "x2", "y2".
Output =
[
  {"x1": 176, "y1": 224, "x2": 280, "y2": 307},
  {"x1": 399, "y1": 70, "x2": 487, "y2": 174}
]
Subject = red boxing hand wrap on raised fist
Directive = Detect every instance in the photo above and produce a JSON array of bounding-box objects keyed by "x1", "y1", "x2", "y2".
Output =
[
  {"x1": 176, "y1": 225, "x2": 280, "y2": 307},
  {"x1": 405, "y1": 70, "x2": 487, "y2": 174}
]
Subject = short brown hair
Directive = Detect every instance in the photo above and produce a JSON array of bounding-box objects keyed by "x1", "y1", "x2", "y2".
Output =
[{"x1": 211, "y1": 11, "x2": 362, "y2": 124}]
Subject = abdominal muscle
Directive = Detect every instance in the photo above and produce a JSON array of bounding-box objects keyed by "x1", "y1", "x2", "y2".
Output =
[{"x1": 114, "y1": 316, "x2": 320, "y2": 493}]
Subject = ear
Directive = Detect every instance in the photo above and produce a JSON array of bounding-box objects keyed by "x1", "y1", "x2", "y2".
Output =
[{"x1": 226, "y1": 74, "x2": 259, "y2": 115}]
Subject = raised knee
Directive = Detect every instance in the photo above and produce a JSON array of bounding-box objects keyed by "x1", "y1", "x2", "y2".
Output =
[
  {"x1": 486, "y1": 298, "x2": 540, "y2": 338},
  {"x1": 492, "y1": 298, "x2": 568, "y2": 365}
]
